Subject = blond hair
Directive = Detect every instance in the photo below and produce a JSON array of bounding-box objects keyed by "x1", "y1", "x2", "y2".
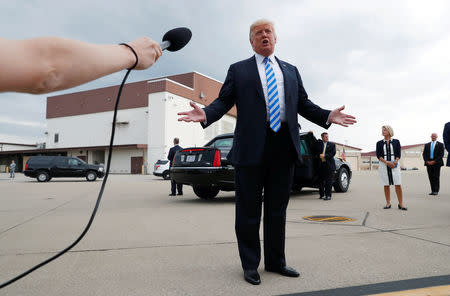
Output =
[
  {"x1": 382, "y1": 125, "x2": 394, "y2": 137},
  {"x1": 249, "y1": 19, "x2": 275, "y2": 39}
]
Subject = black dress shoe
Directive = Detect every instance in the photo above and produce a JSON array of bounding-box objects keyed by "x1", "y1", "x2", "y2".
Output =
[
  {"x1": 429, "y1": 192, "x2": 434, "y2": 195},
  {"x1": 319, "y1": 196, "x2": 324, "y2": 199},
  {"x1": 177, "y1": 193, "x2": 183, "y2": 196},
  {"x1": 398, "y1": 204, "x2": 408, "y2": 211},
  {"x1": 168, "y1": 193, "x2": 176, "y2": 196},
  {"x1": 324, "y1": 196, "x2": 331, "y2": 200},
  {"x1": 244, "y1": 269, "x2": 261, "y2": 285},
  {"x1": 383, "y1": 204, "x2": 391, "y2": 209},
  {"x1": 265, "y1": 266, "x2": 300, "y2": 277}
]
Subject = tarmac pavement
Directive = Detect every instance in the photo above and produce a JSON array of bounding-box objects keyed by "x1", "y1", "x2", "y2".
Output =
[{"x1": 0, "y1": 170, "x2": 449, "y2": 295}]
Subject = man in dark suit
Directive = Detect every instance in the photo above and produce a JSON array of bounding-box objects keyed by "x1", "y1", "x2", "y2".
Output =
[
  {"x1": 167, "y1": 137, "x2": 183, "y2": 196},
  {"x1": 317, "y1": 132, "x2": 336, "y2": 200},
  {"x1": 178, "y1": 19, "x2": 356, "y2": 285},
  {"x1": 423, "y1": 133, "x2": 444, "y2": 195},
  {"x1": 444, "y1": 122, "x2": 450, "y2": 167}
]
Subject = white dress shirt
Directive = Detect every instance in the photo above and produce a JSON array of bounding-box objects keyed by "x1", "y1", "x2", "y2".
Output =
[{"x1": 254, "y1": 53, "x2": 286, "y2": 122}]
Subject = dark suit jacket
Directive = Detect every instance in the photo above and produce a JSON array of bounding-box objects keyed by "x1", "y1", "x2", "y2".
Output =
[
  {"x1": 423, "y1": 141, "x2": 444, "y2": 167},
  {"x1": 376, "y1": 139, "x2": 401, "y2": 160},
  {"x1": 168, "y1": 145, "x2": 183, "y2": 167},
  {"x1": 316, "y1": 140, "x2": 336, "y2": 171},
  {"x1": 444, "y1": 122, "x2": 450, "y2": 166},
  {"x1": 201, "y1": 56, "x2": 331, "y2": 166}
]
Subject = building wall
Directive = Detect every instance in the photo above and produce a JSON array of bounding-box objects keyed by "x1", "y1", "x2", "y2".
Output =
[
  {"x1": 401, "y1": 145, "x2": 448, "y2": 170},
  {"x1": 146, "y1": 91, "x2": 236, "y2": 170},
  {"x1": 105, "y1": 148, "x2": 144, "y2": 174},
  {"x1": 401, "y1": 147, "x2": 424, "y2": 170},
  {"x1": 147, "y1": 92, "x2": 167, "y2": 170},
  {"x1": 0, "y1": 143, "x2": 37, "y2": 151},
  {"x1": 360, "y1": 144, "x2": 448, "y2": 171},
  {"x1": 335, "y1": 144, "x2": 361, "y2": 171},
  {"x1": 45, "y1": 107, "x2": 148, "y2": 148}
]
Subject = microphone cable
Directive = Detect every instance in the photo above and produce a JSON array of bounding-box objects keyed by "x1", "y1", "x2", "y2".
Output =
[{"x1": 0, "y1": 43, "x2": 139, "y2": 289}]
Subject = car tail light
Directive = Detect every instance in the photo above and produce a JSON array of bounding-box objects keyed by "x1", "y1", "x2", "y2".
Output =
[
  {"x1": 155, "y1": 165, "x2": 160, "y2": 169},
  {"x1": 182, "y1": 148, "x2": 205, "y2": 152},
  {"x1": 213, "y1": 150, "x2": 221, "y2": 167},
  {"x1": 25, "y1": 163, "x2": 28, "y2": 170}
]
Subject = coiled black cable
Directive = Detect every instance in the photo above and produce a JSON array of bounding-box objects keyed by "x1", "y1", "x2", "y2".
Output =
[{"x1": 0, "y1": 45, "x2": 138, "y2": 289}]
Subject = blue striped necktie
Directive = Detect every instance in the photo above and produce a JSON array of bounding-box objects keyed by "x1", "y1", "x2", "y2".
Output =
[
  {"x1": 264, "y1": 57, "x2": 281, "y2": 132},
  {"x1": 430, "y1": 142, "x2": 435, "y2": 159}
]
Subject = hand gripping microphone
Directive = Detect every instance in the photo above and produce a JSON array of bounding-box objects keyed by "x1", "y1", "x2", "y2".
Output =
[
  {"x1": 0, "y1": 27, "x2": 192, "y2": 290},
  {"x1": 160, "y1": 27, "x2": 192, "y2": 51}
]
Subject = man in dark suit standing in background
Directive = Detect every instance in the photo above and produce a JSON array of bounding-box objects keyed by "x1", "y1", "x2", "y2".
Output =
[
  {"x1": 177, "y1": 19, "x2": 356, "y2": 285},
  {"x1": 317, "y1": 132, "x2": 336, "y2": 200},
  {"x1": 423, "y1": 133, "x2": 444, "y2": 196},
  {"x1": 168, "y1": 137, "x2": 183, "y2": 196},
  {"x1": 444, "y1": 122, "x2": 450, "y2": 167}
]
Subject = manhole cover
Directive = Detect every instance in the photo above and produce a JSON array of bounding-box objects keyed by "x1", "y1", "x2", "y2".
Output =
[{"x1": 303, "y1": 215, "x2": 355, "y2": 222}]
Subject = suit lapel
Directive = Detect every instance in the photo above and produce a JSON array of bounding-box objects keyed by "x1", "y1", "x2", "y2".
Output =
[
  {"x1": 249, "y1": 55, "x2": 265, "y2": 102},
  {"x1": 275, "y1": 56, "x2": 291, "y2": 106}
]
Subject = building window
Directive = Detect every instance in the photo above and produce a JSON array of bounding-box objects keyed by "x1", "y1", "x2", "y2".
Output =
[{"x1": 54, "y1": 133, "x2": 59, "y2": 143}]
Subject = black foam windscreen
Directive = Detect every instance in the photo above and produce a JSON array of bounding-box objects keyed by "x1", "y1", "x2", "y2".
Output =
[{"x1": 162, "y1": 27, "x2": 192, "y2": 51}]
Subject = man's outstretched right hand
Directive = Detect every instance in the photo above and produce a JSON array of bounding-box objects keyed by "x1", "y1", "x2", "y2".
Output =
[{"x1": 178, "y1": 101, "x2": 206, "y2": 122}]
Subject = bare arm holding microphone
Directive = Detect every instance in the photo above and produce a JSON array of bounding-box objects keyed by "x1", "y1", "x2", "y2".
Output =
[{"x1": 0, "y1": 36, "x2": 162, "y2": 94}]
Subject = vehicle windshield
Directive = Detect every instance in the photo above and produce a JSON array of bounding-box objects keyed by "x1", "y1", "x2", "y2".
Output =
[{"x1": 210, "y1": 138, "x2": 233, "y2": 148}]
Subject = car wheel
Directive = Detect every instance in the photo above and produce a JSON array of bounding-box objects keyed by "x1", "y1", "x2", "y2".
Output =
[
  {"x1": 86, "y1": 171, "x2": 97, "y2": 182},
  {"x1": 334, "y1": 168, "x2": 349, "y2": 192},
  {"x1": 162, "y1": 171, "x2": 170, "y2": 180},
  {"x1": 193, "y1": 186, "x2": 220, "y2": 200},
  {"x1": 36, "y1": 171, "x2": 50, "y2": 182}
]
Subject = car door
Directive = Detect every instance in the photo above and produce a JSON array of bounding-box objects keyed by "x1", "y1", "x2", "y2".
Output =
[
  {"x1": 294, "y1": 134, "x2": 320, "y2": 184},
  {"x1": 68, "y1": 158, "x2": 85, "y2": 177},
  {"x1": 53, "y1": 157, "x2": 71, "y2": 177},
  {"x1": 209, "y1": 136, "x2": 234, "y2": 184}
]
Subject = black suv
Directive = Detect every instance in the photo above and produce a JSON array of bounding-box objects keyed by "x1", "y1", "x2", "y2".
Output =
[
  {"x1": 171, "y1": 132, "x2": 352, "y2": 199},
  {"x1": 24, "y1": 156, "x2": 105, "y2": 182}
]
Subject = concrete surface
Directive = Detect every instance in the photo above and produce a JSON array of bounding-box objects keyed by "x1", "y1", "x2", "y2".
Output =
[{"x1": 0, "y1": 170, "x2": 449, "y2": 295}]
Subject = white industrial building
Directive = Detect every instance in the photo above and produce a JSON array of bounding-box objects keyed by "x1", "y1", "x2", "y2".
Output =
[{"x1": 42, "y1": 72, "x2": 236, "y2": 174}]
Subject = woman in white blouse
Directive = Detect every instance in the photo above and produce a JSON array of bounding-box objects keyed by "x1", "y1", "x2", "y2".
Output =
[{"x1": 376, "y1": 125, "x2": 407, "y2": 210}]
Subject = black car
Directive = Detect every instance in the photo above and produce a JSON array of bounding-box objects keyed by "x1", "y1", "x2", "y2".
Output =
[
  {"x1": 170, "y1": 132, "x2": 352, "y2": 199},
  {"x1": 24, "y1": 156, "x2": 105, "y2": 182}
]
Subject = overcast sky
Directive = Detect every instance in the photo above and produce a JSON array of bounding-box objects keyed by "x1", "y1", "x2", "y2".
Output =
[{"x1": 1, "y1": 0, "x2": 449, "y2": 151}]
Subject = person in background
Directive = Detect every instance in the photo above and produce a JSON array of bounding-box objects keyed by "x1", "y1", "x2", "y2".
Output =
[
  {"x1": 376, "y1": 125, "x2": 407, "y2": 210},
  {"x1": 9, "y1": 160, "x2": 16, "y2": 178},
  {"x1": 423, "y1": 133, "x2": 444, "y2": 196},
  {"x1": 167, "y1": 138, "x2": 183, "y2": 196},
  {"x1": 316, "y1": 132, "x2": 336, "y2": 200},
  {"x1": 444, "y1": 122, "x2": 450, "y2": 167}
]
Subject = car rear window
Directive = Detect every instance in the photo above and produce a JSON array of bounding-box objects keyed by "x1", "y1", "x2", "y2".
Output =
[{"x1": 156, "y1": 160, "x2": 169, "y2": 165}]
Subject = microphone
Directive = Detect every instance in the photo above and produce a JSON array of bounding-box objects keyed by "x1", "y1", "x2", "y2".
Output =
[{"x1": 160, "y1": 27, "x2": 192, "y2": 51}]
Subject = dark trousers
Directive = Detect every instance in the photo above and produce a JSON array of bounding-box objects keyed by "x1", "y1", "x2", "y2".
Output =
[
  {"x1": 234, "y1": 123, "x2": 296, "y2": 270},
  {"x1": 426, "y1": 165, "x2": 441, "y2": 193},
  {"x1": 171, "y1": 180, "x2": 183, "y2": 195},
  {"x1": 318, "y1": 164, "x2": 333, "y2": 197}
]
